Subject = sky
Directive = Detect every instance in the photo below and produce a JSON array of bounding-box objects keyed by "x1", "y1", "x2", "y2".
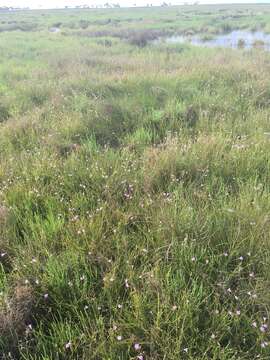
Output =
[{"x1": 0, "y1": 0, "x2": 268, "y2": 8}]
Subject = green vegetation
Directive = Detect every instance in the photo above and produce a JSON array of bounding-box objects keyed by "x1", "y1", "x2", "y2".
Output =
[{"x1": 1, "y1": 4, "x2": 270, "y2": 359}]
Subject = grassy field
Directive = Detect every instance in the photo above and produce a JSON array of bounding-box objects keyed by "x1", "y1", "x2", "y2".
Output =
[{"x1": 1, "y1": 4, "x2": 270, "y2": 359}]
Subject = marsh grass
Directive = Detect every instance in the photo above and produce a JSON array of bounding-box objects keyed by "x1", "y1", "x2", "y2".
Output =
[{"x1": 1, "y1": 4, "x2": 270, "y2": 360}]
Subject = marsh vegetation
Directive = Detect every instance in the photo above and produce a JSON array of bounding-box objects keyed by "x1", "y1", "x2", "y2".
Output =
[{"x1": 1, "y1": 4, "x2": 270, "y2": 360}]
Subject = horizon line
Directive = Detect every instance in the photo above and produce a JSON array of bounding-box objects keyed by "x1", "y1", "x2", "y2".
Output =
[{"x1": 1, "y1": 2, "x2": 270, "y2": 10}]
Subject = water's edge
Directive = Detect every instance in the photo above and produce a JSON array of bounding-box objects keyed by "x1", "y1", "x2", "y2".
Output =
[{"x1": 157, "y1": 30, "x2": 270, "y2": 50}]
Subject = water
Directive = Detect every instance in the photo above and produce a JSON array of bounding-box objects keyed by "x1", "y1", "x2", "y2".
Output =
[
  {"x1": 49, "y1": 27, "x2": 61, "y2": 33},
  {"x1": 163, "y1": 30, "x2": 270, "y2": 50}
]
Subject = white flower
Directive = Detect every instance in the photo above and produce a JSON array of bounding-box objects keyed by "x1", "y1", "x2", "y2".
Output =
[
  {"x1": 260, "y1": 324, "x2": 268, "y2": 333},
  {"x1": 134, "y1": 343, "x2": 141, "y2": 351}
]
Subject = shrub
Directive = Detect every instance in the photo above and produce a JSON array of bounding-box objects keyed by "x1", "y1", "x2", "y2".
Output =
[
  {"x1": 79, "y1": 20, "x2": 91, "y2": 29},
  {"x1": 221, "y1": 23, "x2": 232, "y2": 33},
  {"x1": 237, "y1": 38, "x2": 246, "y2": 48}
]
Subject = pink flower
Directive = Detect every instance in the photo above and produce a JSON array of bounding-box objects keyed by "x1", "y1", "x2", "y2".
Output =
[{"x1": 134, "y1": 343, "x2": 141, "y2": 351}]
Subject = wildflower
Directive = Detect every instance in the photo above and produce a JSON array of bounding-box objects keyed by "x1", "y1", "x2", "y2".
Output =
[
  {"x1": 134, "y1": 343, "x2": 141, "y2": 351},
  {"x1": 172, "y1": 305, "x2": 177, "y2": 311},
  {"x1": 117, "y1": 304, "x2": 123, "y2": 309},
  {"x1": 252, "y1": 321, "x2": 257, "y2": 328},
  {"x1": 65, "y1": 341, "x2": 72, "y2": 349},
  {"x1": 24, "y1": 279, "x2": 29, "y2": 285},
  {"x1": 211, "y1": 333, "x2": 216, "y2": 339},
  {"x1": 223, "y1": 252, "x2": 228, "y2": 257},
  {"x1": 239, "y1": 256, "x2": 244, "y2": 261},
  {"x1": 236, "y1": 310, "x2": 241, "y2": 316},
  {"x1": 44, "y1": 293, "x2": 49, "y2": 299},
  {"x1": 183, "y1": 348, "x2": 188, "y2": 353},
  {"x1": 112, "y1": 325, "x2": 117, "y2": 331},
  {"x1": 125, "y1": 279, "x2": 129, "y2": 288},
  {"x1": 261, "y1": 341, "x2": 268, "y2": 348},
  {"x1": 260, "y1": 324, "x2": 268, "y2": 333},
  {"x1": 191, "y1": 257, "x2": 196, "y2": 262},
  {"x1": 137, "y1": 356, "x2": 144, "y2": 360},
  {"x1": 116, "y1": 335, "x2": 122, "y2": 341},
  {"x1": 249, "y1": 272, "x2": 255, "y2": 278}
]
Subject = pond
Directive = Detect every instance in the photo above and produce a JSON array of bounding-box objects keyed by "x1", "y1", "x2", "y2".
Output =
[{"x1": 161, "y1": 30, "x2": 270, "y2": 50}]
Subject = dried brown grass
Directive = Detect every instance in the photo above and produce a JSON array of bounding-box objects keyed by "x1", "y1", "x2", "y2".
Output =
[{"x1": 0, "y1": 284, "x2": 34, "y2": 353}]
